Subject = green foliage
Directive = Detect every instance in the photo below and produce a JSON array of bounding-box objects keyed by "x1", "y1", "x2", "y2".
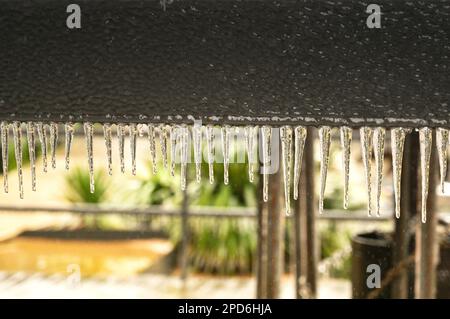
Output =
[
  {"x1": 0, "y1": 140, "x2": 40, "y2": 174},
  {"x1": 64, "y1": 167, "x2": 109, "y2": 204},
  {"x1": 320, "y1": 222, "x2": 352, "y2": 278}
]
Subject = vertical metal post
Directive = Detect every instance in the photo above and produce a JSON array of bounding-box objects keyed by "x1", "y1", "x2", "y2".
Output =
[{"x1": 256, "y1": 174, "x2": 269, "y2": 298}]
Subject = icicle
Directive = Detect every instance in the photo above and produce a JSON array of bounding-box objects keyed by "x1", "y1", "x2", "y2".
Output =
[
  {"x1": 170, "y1": 126, "x2": 179, "y2": 177},
  {"x1": 436, "y1": 128, "x2": 449, "y2": 193},
  {"x1": 84, "y1": 123, "x2": 95, "y2": 193},
  {"x1": 64, "y1": 123, "x2": 74, "y2": 170},
  {"x1": 340, "y1": 126, "x2": 352, "y2": 209},
  {"x1": 193, "y1": 124, "x2": 202, "y2": 183},
  {"x1": 261, "y1": 126, "x2": 272, "y2": 202},
  {"x1": 103, "y1": 123, "x2": 113, "y2": 175},
  {"x1": 419, "y1": 127, "x2": 432, "y2": 223},
  {"x1": 12, "y1": 122, "x2": 23, "y2": 199},
  {"x1": 244, "y1": 126, "x2": 257, "y2": 183},
  {"x1": 117, "y1": 124, "x2": 126, "y2": 173},
  {"x1": 391, "y1": 128, "x2": 409, "y2": 219},
  {"x1": 148, "y1": 124, "x2": 157, "y2": 174},
  {"x1": 1, "y1": 121, "x2": 9, "y2": 193},
  {"x1": 221, "y1": 125, "x2": 232, "y2": 185},
  {"x1": 129, "y1": 124, "x2": 138, "y2": 176},
  {"x1": 373, "y1": 127, "x2": 386, "y2": 217},
  {"x1": 280, "y1": 126, "x2": 293, "y2": 215},
  {"x1": 205, "y1": 125, "x2": 215, "y2": 184},
  {"x1": 319, "y1": 126, "x2": 331, "y2": 214},
  {"x1": 180, "y1": 125, "x2": 189, "y2": 191},
  {"x1": 360, "y1": 127, "x2": 374, "y2": 217},
  {"x1": 26, "y1": 122, "x2": 36, "y2": 191},
  {"x1": 49, "y1": 123, "x2": 58, "y2": 169},
  {"x1": 293, "y1": 126, "x2": 307, "y2": 201},
  {"x1": 159, "y1": 125, "x2": 170, "y2": 169},
  {"x1": 36, "y1": 122, "x2": 48, "y2": 173}
]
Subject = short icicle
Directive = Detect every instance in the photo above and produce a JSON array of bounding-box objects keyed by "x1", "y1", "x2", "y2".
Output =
[
  {"x1": 205, "y1": 125, "x2": 215, "y2": 184},
  {"x1": 419, "y1": 127, "x2": 432, "y2": 223},
  {"x1": 129, "y1": 124, "x2": 138, "y2": 176},
  {"x1": 340, "y1": 127, "x2": 352, "y2": 209},
  {"x1": 436, "y1": 128, "x2": 449, "y2": 193},
  {"x1": 1, "y1": 121, "x2": 9, "y2": 193},
  {"x1": 391, "y1": 128, "x2": 409, "y2": 219},
  {"x1": 244, "y1": 126, "x2": 258, "y2": 183},
  {"x1": 27, "y1": 122, "x2": 37, "y2": 191},
  {"x1": 193, "y1": 124, "x2": 202, "y2": 183},
  {"x1": 148, "y1": 124, "x2": 157, "y2": 174},
  {"x1": 64, "y1": 123, "x2": 74, "y2": 170},
  {"x1": 159, "y1": 125, "x2": 170, "y2": 169},
  {"x1": 221, "y1": 125, "x2": 232, "y2": 185},
  {"x1": 84, "y1": 122, "x2": 95, "y2": 194},
  {"x1": 36, "y1": 122, "x2": 48, "y2": 173},
  {"x1": 293, "y1": 126, "x2": 307, "y2": 201},
  {"x1": 261, "y1": 126, "x2": 272, "y2": 202},
  {"x1": 180, "y1": 125, "x2": 189, "y2": 191},
  {"x1": 360, "y1": 127, "x2": 374, "y2": 217},
  {"x1": 280, "y1": 126, "x2": 293, "y2": 215},
  {"x1": 319, "y1": 126, "x2": 331, "y2": 214},
  {"x1": 170, "y1": 126, "x2": 179, "y2": 177},
  {"x1": 373, "y1": 127, "x2": 386, "y2": 217},
  {"x1": 12, "y1": 122, "x2": 24, "y2": 199},
  {"x1": 103, "y1": 123, "x2": 113, "y2": 175},
  {"x1": 117, "y1": 124, "x2": 126, "y2": 173},
  {"x1": 49, "y1": 122, "x2": 58, "y2": 169}
]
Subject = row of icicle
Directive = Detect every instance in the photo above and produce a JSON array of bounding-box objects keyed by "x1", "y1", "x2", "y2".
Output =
[{"x1": 0, "y1": 121, "x2": 445, "y2": 223}]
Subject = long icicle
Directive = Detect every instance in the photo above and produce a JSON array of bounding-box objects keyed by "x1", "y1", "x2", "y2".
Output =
[
  {"x1": 49, "y1": 122, "x2": 58, "y2": 169},
  {"x1": 244, "y1": 126, "x2": 257, "y2": 183},
  {"x1": 193, "y1": 124, "x2": 202, "y2": 183},
  {"x1": 419, "y1": 127, "x2": 432, "y2": 223},
  {"x1": 206, "y1": 125, "x2": 215, "y2": 184},
  {"x1": 221, "y1": 125, "x2": 232, "y2": 185},
  {"x1": 103, "y1": 123, "x2": 113, "y2": 175},
  {"x1": 117, "y1": 124, "x2": 126, "y2": 173},
  {"x1": 180, "y1": 125, "x2": 188, "y2": 191},
  {"x1": 129, "y1": 124, "x2": 138, "y2": 176},
  {"x1": 261, "y1": 126, "x2": 272, "y2": 202},
  {"x1": 64, "y1": 123, "x2": 74, "y2": 170},
  {"x1": 391, "y1": 128, "x2": 409, "y2": 219},
  {"x1": 373, "y1": 127, "x2": 386, "y2": 217},
  {"x1": 1, "y1": 121, "x2": 9, "y2": 193},
  {"x1": 84, "y1": 122, "x2": 95, "y2": 193},
  {"x1": 36, "y1": 122, "x2": 48, "y2": 173},
  {"x1": 293, "y1": 126, "x2": 307, "y2": 201},
  {"x1": 27, "y1": 122, "x2": 37, "y2": 191},
  {"x1": 319, "y1": 126, "x2": 331, "y2": 214},
  {"x1": 148, "y1": 124, "x2": 157, "y2": 174},
  {"x1": 280, "y1": 126, "x2": 293, "y2": 215},
  {"x1": 170, "y1": 125, "x2": 178, "y2": 177},
  {"x1": 436, "y1": 128, "x2": 449, "y2": 193},
  {"x1": 159, "y1": 125, "x2": 169, "y2": 169},
  {"x1": 360, "y1": 127, "x2": 374, "y2": 216},
  {"x1": 12, "y1": 122, "x2": 24, "y2": 199},
  {"x1": 340, "y1": 126, "x2": 352, "y2": 209}
]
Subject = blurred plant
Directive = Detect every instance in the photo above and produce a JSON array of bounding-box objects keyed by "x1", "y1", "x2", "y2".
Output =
[
  {"x1": 320, "y1": 222, "x2": 352, "y2": 278},
  {"x1": 64, "y1": 167, "x2": 109, "y2": 203},
  {"x1": 0, "y1": 140, "x2": 40, "y2": 174}
]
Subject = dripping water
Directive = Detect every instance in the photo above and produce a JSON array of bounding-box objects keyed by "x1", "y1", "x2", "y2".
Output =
[
  {"x1": 117, "y1": 124, "x2": 126, "y2": 173},
  {"x1": 436, "y1": 128, "x2": 448, "y2": 193},
  {"x1": 373, "y1": 127, "x2": 386, "y2": 217},
  {"x1": 280, "y1": 126, "x2": 293, "y2": 215},
  {"x1": 419, "y1": 127, "x2": 432, "y2": 223},
  {"x1": 205, "y1": 125, "x2": 215, "y2": 184},
  {"x1": 65, "y1": 123, "x2": 74, "y2": 170},
  {"x1": 339, "y1": 127, "x2": 352, "y2": 209},
  {"x1": 244, "y1": 126, "x2": 258, "y2": 183},
  {"x1": 49, "y1": 123, "x2": 58, "y2": 169},
  {"x1": 26, "y1": 122, "x2": 37, "y2": 191},
  {"x1": 221, "y1": 125, "x2": 232, "y2": 185},
  {"x1": 360, "y1": 127, "x2": 374, "y2": 217},
  {"x1": 84, "y1": 123, "x2": 95, "y2": 193},
  {"x1": 261, "y1": 126, "x2": 272, "y2": 202},
  {"x1": 193, "y1": 124, "x2": 202, "y2": 183},
  {"x1": 12, "y1": 122, "x2": 23, "y2": 199},
  {"x1": 103, "y1": 123, "x2": 113, "y2": 175},
  {"x1": 1, "y1": 121, "x2": 9, "y2": 193},
  {"x1": 319, "y1": 126, "x2": 331, "y2": 214},
  {"x1": 36, "y1": 122, "x2": 48, "y2": 173},
  {"x1": 129, "y1": 124, "x2": 138, "y2": 176},
  {"x1": 391, "y1": 128, "x2": 409, "y2": 219},
  {"x1": 148, "y1": 124, "x2": 157, "y2": 174}
]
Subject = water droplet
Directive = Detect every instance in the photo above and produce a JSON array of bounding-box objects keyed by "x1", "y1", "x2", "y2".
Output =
[
  {"x1": 360, "y1": 127, "x2": 374, "y2": 217},
  {"x1": 261, "y1": 126, "x2": 272, "y2": 202},
  {"x1": 205, "y1": 125, "x2": 215, "y2": 184},
  {"x1": 12, "y1": 122, "x2": 23, "y2": 199},
  {"x1": 419, "y1": 127, "x2": 432, "y2": 223},
  {"x1": 391, "y1": 128, "x2": 409, "y2": 219},
  {"x1": 26, "y1": 122, "x2": 37, "y2": 191},
  {"x1": 1, "y1": 121, "x2": 9, "y2": 193},
  {"x1": 280, "y1": 126, "x2": 293, "y2": 215},
  {"x1": 293, "y1": 126, "x2": 307, "y2": 201},
  {"x1": 129, "y1": 124, "x2": 138, "y2": 176},
  {"x1": 36, "y1": 122, "x2": 48, "y2": 173},
  {"x1": 373, "y1": 127, "x2": 386, "y2": 217},
  {"x1": 339, "y1": 126, "x2": 352, "y2": 209},
  {"x1": 49, "y1": 122, "x2": 58, "y2": 169},
  {"x1": 84, "y1": 122, "x2": 95, "y2": 193},
  {"x1": 159, "y1": 125, "x2": 170, "y2": 169},
  {"x1": 436, "y1": 128, "x2": 448, "y2": 193},
  {"x1": 319, "y1": 126, "x2": 331, "y2": 214},
  {"x1": 117, "y1": 124, "x2": 126, "y2": 173},
  {"x1": 244, "y1": 126, "x2": 258, "y2": 183},
  {"x1": 221, "y1": 125, "x2": 232, "y2": 185},
  {"x1": 193, "y1": 124, "x2": 202, "y2": 183},
  {"x1": 103, "y1": 123, "x2": 113, "y2": 175},
  {"x1": 148, "y1": 124, "x2": 157, "y2": 175},
  {"x1": 180, "y1": 125, "x2": 189, "y2": 191},
  {"x1": 64, "y1": 123, "x2": 74, "y2": 170}
]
